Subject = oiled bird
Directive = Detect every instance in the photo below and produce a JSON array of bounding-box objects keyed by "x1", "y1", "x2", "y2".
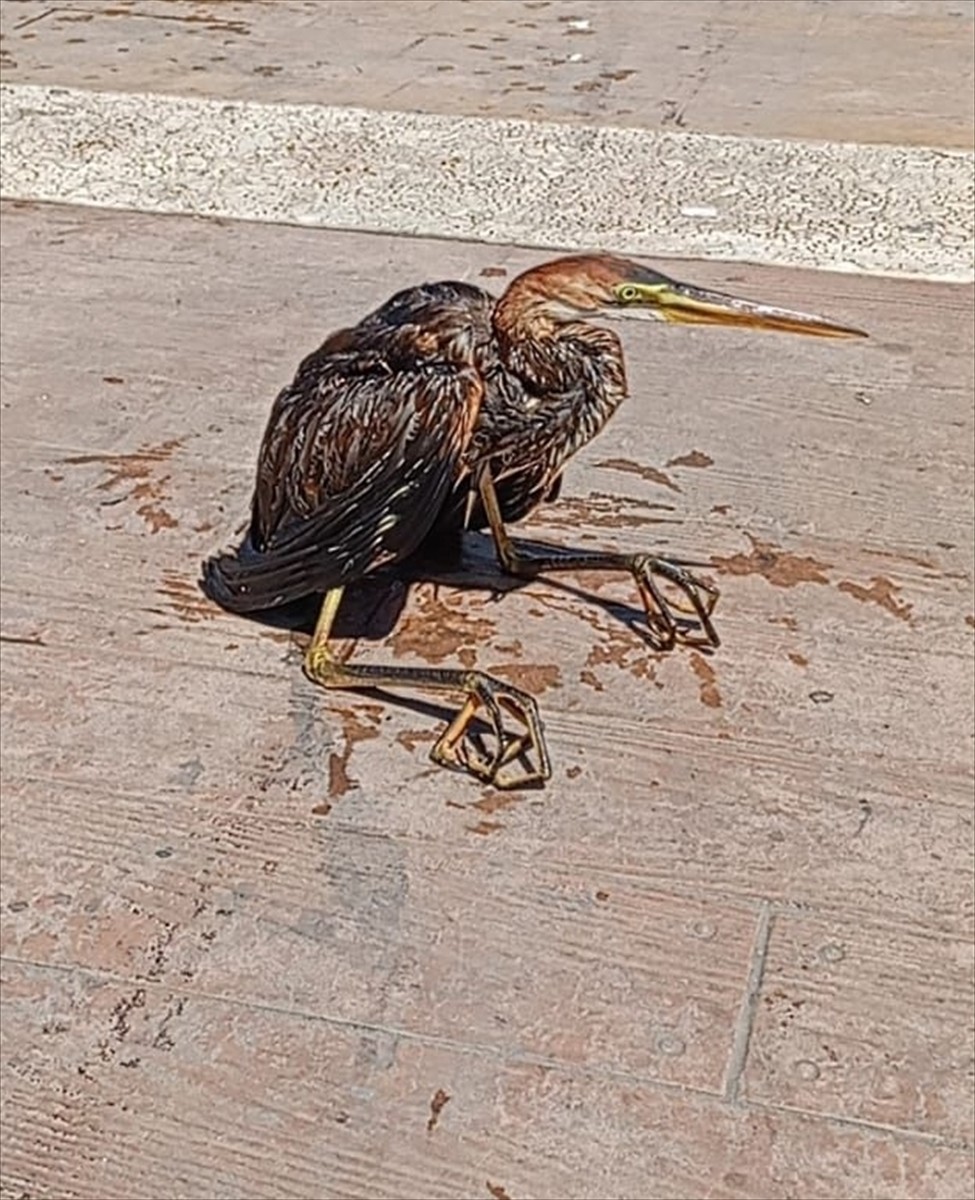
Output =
[{"x1": 201, "y1": 254, "x2": 865, "y2": 787}]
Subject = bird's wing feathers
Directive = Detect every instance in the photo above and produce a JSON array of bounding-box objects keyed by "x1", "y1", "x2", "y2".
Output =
[{"x1": 202, "y1": 353, "x2": 482, "y2": 612}]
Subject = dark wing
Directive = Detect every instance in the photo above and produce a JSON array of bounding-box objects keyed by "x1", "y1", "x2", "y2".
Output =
[{"x1": 201, "y1": 353, "x2": 482, "y2": 612}]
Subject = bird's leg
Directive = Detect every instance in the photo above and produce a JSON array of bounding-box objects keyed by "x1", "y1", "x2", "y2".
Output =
[
  {"x1": 478, "y1": 471, "x2": 720, "y2": 651},
  {"x1": 303, "y1": 587, "x2": 552, "y2": 789}
]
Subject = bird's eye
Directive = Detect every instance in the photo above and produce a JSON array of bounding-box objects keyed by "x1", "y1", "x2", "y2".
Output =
[{"x1": 617, "y1": 285, "x2": 640, "y2": 303}]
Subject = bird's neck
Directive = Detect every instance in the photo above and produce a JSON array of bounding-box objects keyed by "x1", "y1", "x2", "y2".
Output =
[
  {"x1": 493, "y1": 290, "x2": 588, "y2": 388},
  {"x1": 493, "y1": 289, "x2": 625, "y2": 396},
  {"x1": 492, "y1": 294, "x2": 628, "y2": 467},
  {"x1": 493, "y1": 282, "x2": 555, "y2": 340}
]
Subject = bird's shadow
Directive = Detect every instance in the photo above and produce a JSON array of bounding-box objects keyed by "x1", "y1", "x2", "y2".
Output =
[
  {"x1": 235, "y1": 531, "x2": 712, "y2": 733},
  {"x1": 243, "y1": 531, "x2": 652, "y2": 642}
]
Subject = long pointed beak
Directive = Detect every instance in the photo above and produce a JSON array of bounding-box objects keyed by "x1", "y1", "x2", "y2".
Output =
[{"x1": 626, "y1": 280, "x2": 867, "y2": 339}]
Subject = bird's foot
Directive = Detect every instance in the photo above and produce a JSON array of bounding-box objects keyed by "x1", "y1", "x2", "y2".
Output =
[
  {"x1": 631, "y1": 555, "x2": 721, "y2": 651},
  {"x1": 431, "y1": 672, "x2": 552, "y2": 789}
]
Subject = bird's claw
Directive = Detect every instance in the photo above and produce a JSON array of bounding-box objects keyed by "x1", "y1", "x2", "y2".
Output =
[
  {"x1": 632, "y1": 555, "x2": 721, "y2": 651},
  {"x1": 431, "y1": 673, "x2": 552, "y2": 789}
]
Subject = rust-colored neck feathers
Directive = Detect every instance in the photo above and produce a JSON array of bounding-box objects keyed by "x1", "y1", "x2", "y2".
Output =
[
  {"x1": 493, "y1": 256, "x2": 620, "y2": 340},
  {"x1": 491, "y1": 257, "x2": 626, "y2": 392}
]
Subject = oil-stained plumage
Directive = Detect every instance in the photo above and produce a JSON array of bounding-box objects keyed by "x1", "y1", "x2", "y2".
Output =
[
  {"x1": 201, "y1": 254, "x2": 866, "y2": 788},
  {"x1": 204, "y1": 283, "x2": 489, "y2": 611}
]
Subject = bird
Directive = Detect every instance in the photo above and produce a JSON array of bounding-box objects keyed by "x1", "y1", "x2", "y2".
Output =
[{"x1": 200, "y1": 253, "x2": 866, "y2": 788}]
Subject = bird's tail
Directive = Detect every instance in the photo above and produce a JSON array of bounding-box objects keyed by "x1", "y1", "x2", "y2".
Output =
[{"x1": 199, "y1": 536, "x2": 308, "y2": 614}]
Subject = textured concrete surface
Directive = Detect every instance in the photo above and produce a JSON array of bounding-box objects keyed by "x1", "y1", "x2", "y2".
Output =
[
  {"x1": 1, "y1": 3, "x2": 974, "y2": 1200},
  {"x1": 2, "y1": 82, "x2": 973, "y2": 280},
  {"x1": 1, "y1": 0, "x2": 973, "y2": 147},
  {"x1": 1, "y1": 203, "x2": 972, "y2": 1200}
]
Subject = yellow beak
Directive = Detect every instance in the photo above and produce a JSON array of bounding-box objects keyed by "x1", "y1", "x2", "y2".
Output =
[{"x1": 622, "y1": 280, "x2": 867, "y2": 340}]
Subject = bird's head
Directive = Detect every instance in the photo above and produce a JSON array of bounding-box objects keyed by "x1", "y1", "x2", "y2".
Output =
[{"x1": 502, "y1": 253, "x2": 867, "y2": 340}]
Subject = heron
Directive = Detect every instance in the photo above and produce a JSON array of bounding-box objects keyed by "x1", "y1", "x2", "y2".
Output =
[{"x1": 200, "y1": 254, "x2": 865, "y2": 788}]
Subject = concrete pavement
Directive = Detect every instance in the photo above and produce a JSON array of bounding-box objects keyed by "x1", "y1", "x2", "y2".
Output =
[{"x1": 1, "y1": 4, "x2": 973, "y2": 1199}]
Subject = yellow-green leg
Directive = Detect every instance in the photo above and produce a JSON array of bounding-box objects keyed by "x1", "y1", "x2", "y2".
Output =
[
  {"x1": 477, "y1": 470, "x2": 721, "y2": 651},
  {"x1": 303, "y1": 587, "x2": 551, "y2": 789}
]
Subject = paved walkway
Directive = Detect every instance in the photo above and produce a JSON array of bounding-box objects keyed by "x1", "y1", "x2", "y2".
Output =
[{"x1": 1, "y1": 4, "x2": 973, "y2": 1199}]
